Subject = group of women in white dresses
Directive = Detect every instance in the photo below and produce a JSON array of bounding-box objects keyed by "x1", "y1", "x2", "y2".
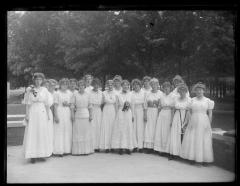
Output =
[{"x1": 23, "y1": 73, "x2": 215, "y2": 166}]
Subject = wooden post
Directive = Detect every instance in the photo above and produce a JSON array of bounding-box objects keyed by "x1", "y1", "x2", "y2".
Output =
[{"x1": 7, "y1": 81, "x2": 10, "y2": 99}]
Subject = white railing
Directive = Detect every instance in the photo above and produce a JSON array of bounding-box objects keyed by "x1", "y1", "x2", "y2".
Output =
[{"x1": 7, "y1": 114, "x2": 25, "y2": 127}]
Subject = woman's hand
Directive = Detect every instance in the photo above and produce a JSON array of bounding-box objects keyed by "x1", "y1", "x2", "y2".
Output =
[
  {"x1": 89, "y1": 115, "x2": 93, "y2": 122},
  {"x1": 25, "y1": 115, "x2": 29, "y2": 122},
  {"x1": 144, "y1": 113, "x2": 147, "y2": 122},
  {"x1": 71, "y1": 115, "x2": 75, "y2": 123},
  {"x1": 54, "y1": 116, "x2": 59, "y2": 124}
]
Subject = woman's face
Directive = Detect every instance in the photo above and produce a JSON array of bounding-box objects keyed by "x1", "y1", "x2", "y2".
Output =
[
  {"x1": 143, "y1": 80, "x2": 150, "y2": 88},
  {"x1": 93, "y1": 83, "x2": 99, "y2": 90},
  {"x1": 108, "y1": 81, "x2": 113, "y2": 91},
  {"x1": 195, "y1": 87, "x2": 204, "y2": 97},
  {"x1": 122, "y1": 82, "x2": 129, "y2": 91},
  {"x1": 49, "y1": 83, "x2": 56, "y2": 92},
  {"x1": 78, "y1": 82, "x2": 85, "y2": 91},
  {"x1": 173, "y1": 79, "x2": 181, "y2": 88},
  {"x1": 34, "y1": 77, "x2": 43, "y2": 87},
  {"x1": 43, "y1": 82, "x2": 50, "y2": 90},
  {"x1": 133, "y1": 83, "x2": 141, "y2": 92},
  {"x1": 179, "y1": 90, "x2": 187, "y2": 98},
  {"x1": 60, "y1": 83, "x2": 68, "y2": 91},
  {"x1": 151, "y1": 82, "x2": 158, "y2": 91},
  {"x1": 69, "y1": 82, "x2": 77, "y2": 90},
  {"x1": 86, "y1": 76, "x2": 92, "y2": 86},
  {"x1": 163, "y1": 86, "x2": 171, "y2": 94},
  {"x1": 114, "y1": 80, "x2": 121, "y2": 88}
]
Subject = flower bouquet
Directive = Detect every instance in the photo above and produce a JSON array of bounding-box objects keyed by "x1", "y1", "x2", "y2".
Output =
[
  {"x1": 122, "y1": 101, "x2": 130, "y2": 112},
  {"x1": 30, "y1": 85, "x2": 37, "y2": 97}
]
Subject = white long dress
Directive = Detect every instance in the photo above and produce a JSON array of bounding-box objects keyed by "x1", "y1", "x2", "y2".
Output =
[
  {"x1": 180, "y1": 97, "x2": 214, "y2": 162},
  {"x1": 23, "y1": 86, "x2": 52, "y2": 158},
  {"x1": 70, "y1": 91, "x2": 94, "y2": 154},
  {"x1": 166, "y1": 97, "x2": 191, "y2": 156},
  {"x1": 111, "y1": 92, "x2": 134, "y2": 150},
  {"x1": 131, "y1": 89, "x2": 145, "y2": 149},
  {"x1": 99, "y1": 90, "x2": 117, "y2": 150},
  {"x1": 89, "y1": 89, "x2": 103, "y2": 150},
  {"x1": 53, "y1": 90, "x2": 72, "y2": 155},
  {"x1": 154, "y1": 93, "x2": 175, "y2": 153},
  {"x1": 143, "y1": 91, "x2": 161, "y2": 149}
]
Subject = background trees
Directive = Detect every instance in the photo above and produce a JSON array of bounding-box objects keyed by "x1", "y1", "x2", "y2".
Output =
[{"x1": 7, "y1": 10, "x2": 235, "y2": 88}]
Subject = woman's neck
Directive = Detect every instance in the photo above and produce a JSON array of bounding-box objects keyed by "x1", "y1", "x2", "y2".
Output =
[
  {"x1": 196, "y1": 95, "x2": 204, "y2": 99},
  {"x1": 164, "y1": 92, "x2": 170, "y2": 95},
  {"x1": 79, "y1": 90, "x2": 84, "y2": 94},
  {"x1": 151, "y1": 89, "x2": 157, "y2": 93},
  {"x1": 60, "y1": 89, "x2": 67, "y2": 92}
]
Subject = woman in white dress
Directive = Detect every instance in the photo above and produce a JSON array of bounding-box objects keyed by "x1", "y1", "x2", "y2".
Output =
[
  {"x1": 53, "y1": 78, "x2": 73, "y2": 156},
  {"x1": 141, "y1": 76, "x2": 152, "y2": 94},
  {"x1": 111, "y1": 80, "x2": 135, "y2": 155},
  {"x1": 42, "y1": 79, "x2": 55, "y2": 156},
  {"x1": 180, "y1": 82, "x2": 214, "y2": 165},
  {"x1": 113, "y1": 75, "x2": 123, "y2": 95},
  {"x1": 23, "y1": 72, "x2": 52, "y2": 163},
  {"x1": 167, "y1": 83, "x2": 191, "y2": 160},
  {"x1": 131, "y1": 79, "x2": 145, "y2": 152},
  {"x1": 89, "y1": 78, "x2": 103, "y2": 152},
  {"x1": 99, "y1": 80, "x2": 117, "y2": 153},
  {"x1": 143, "y1": 78, "x2": 161, "y2": 153},
  {"x1": 154, "y1": 81, "x2": 175, "y2": 155},
  {"x1": 70, "y1": 80, "x2": 94, "y2": 155}
]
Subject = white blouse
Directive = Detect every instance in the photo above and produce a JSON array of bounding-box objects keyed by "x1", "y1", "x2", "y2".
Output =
[
  {"x1": 103, "y1": 90, "x2": 117, "y2": 104},
  {"x1": 131, "y1": 89, "x2": 145, "y2": 105},
  {"x1": 88, "y1": 89, "x2": 103, "y2": 106},
  {"x1": 70, "y1": 91, "x2": 91, "y2": 118}
]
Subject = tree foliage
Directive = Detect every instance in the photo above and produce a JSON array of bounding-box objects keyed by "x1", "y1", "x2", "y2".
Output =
[{"x1": 8, "y1": 10, "x2": 235, "y2": 87}]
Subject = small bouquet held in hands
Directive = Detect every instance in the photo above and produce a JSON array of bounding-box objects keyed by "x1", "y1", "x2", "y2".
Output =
[
  {"x1": 122, "y1": 101, "x2": 130, "y2": 112},
  {"x1": 62, "y1": 101, "x2": 70, "y2": 107},
  {"x1": 30, "y1": 85, "x2": 37, "y2": 97}
]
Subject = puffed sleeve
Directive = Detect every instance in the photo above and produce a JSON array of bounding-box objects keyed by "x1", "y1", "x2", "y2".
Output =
[
  {"x1": 207, "y1": 98, "x2": 215, "y2": 110},
  {"x1": 53, "y1": 91, "x2": 59, "y2": 104}
]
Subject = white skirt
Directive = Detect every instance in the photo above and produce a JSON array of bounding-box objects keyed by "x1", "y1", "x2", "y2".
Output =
[
  {"x1": 111, "y1": 109, "x2": 134, "y2": 149},
  {"x1": 154, "y1": 109, "x2": 172, "y2": 152},
  {"x1": 72, "y1": 117, "x2": 94, "y2": 154},
  {"x1": 91, "y1": 107, "x2": 102, "y2": 150},
  {"x1": 100, "y1": 104, "x2": 116, "y2": 150},
  {"x1": 144, "y1": 108, "x2": 158, "y2": 149},
  {"x1": 166, "y1": 109, "x2": 185, "y2": 156},
  {"x1": 48, "y1": 109, "x2": 54, "y2": 154},
  {"x1": 133, "y1": 105, "x2": 144, "y2": 149},
  {"x1": 23, "y1": 103, "x2": 52, "y2": 159},
  {"x1": 180, "y1": 112, "x2": 214, "y2": 162},
  {"x1": 53, "y1": 106, "x2": 72, "y2": 154}
]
